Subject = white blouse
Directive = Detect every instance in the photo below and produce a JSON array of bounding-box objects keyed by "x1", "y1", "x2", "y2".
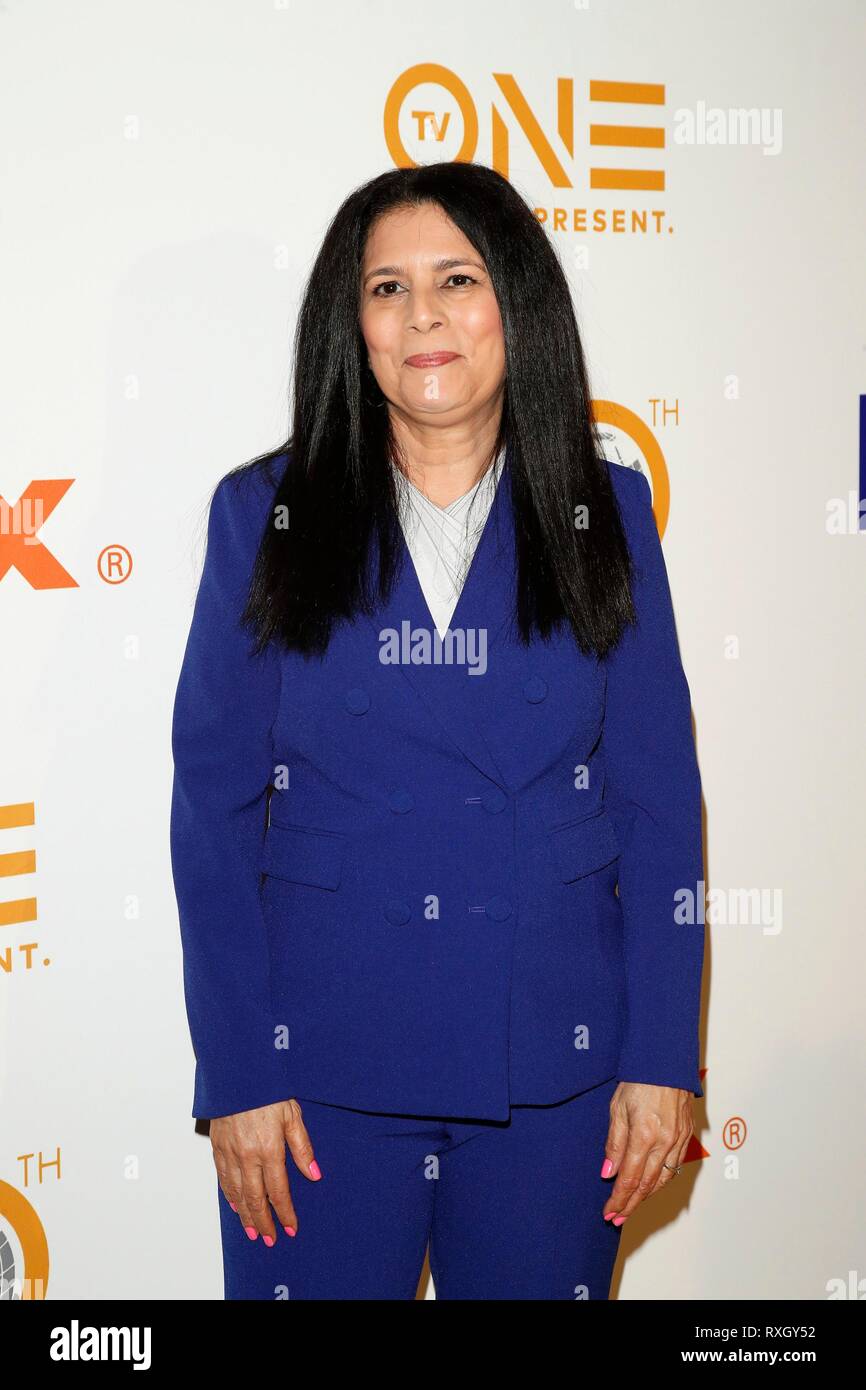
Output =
[{"x1": 391, "y1": 446, "x2": 506, "y2": 638}]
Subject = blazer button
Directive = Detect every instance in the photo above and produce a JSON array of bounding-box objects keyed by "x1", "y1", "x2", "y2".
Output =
[
  {"x1": 344, "y1": 687, "x2": 370, "y2": 715},
  {"x1": 388, "y1": 789, "x2": 414, "y2": 814},
  {"x1": 481, "y1": 787, "x2": 507, "y2": 813},
  {"x1": 485, "y1": 895, "x2": 512, "y2": 921},
  {"x1": 384, "y1": 899, "x2": 411, "y2": 925},
  {"x1": 523, "y1": 675, "x2": 548, "y2": 703}
]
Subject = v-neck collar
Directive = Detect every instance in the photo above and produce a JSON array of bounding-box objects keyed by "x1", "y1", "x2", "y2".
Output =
[
  {"x1": 360, "y1": 443, "x2": 516, "y2": 787},
  {"x1": 396, "y1": 450, "x2": 508, "y2": 635},
  {"x1": 391, "y1": 448, "x2": 506, "y2": 635}
]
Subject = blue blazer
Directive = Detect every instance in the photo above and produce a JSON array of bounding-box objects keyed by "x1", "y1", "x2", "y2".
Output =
[{"x1": 170, "y1": 450, "x2": 705, "y2": 1120}]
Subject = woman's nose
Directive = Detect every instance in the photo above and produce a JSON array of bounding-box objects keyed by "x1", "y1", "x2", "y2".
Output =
[{"x1": 406, "y1": 289, "x2": 445, "y2": 330}]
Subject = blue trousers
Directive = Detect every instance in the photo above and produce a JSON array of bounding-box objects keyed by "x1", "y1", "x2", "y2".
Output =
[{"x1": 217, "y1": 1075, "x2": 623, "y2": 1300}]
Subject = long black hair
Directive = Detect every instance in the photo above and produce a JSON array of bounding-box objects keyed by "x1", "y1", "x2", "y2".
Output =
[{"x1": 222, "y1": 160, "x2": 637, "y2": 659}]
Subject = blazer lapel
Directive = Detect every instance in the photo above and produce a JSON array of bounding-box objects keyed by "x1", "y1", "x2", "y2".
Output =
[{"x1": 363, "y1": 448, "x2": 516, "y2": 789}]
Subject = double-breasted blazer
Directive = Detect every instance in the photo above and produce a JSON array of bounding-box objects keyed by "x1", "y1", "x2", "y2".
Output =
[{"x1": 170, "y1": 447, "x2": 705, "y2": 1121}]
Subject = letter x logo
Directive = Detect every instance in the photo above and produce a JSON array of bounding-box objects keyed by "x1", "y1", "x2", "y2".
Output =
[{"x1": 0, "y1": 481, "x2": 77, "y2": 588}]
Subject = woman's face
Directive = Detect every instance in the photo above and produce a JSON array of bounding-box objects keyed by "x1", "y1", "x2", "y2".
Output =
[{"x1": 359, "y1": 202, "x2": 505, "y2": 424}]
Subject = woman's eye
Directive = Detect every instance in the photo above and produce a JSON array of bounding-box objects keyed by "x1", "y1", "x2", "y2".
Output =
[{"x1": 371, "y1": 273, "x2": 478, "y2": 298}]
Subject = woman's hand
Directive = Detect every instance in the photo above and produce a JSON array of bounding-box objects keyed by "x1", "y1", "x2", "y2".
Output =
[
  {"x1": 601, "y1": 1082, "x2": 693, "y2": 1225},
  {"x1": 210, "y1": 1097, "x2": 321, "y2": 1244}
]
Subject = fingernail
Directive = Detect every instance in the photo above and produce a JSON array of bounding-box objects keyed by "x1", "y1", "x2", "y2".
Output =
[
  {"x1": 604, "y1": 1212, "x2": 616, "y2": 1221},
  {"x1": 284, "y1": 1225, "x2": 297, "y2": 1236},
  {"x1": 228, "y1": 1201, "x2": 237, "y2": 1212},
  {"x1": 612, "y1": 1215, "x2": 627, "y2": 1226},
  {"x1": 244, "y1": 1226, "x2": 258, "y2": 1241},
  {"x1": 600, "y1": 1158, "x2": 613, "y2": 1178},
  {"x1": 309, "y1": 1160, "x2": 322, "y2": 1180},
  {"x1": 263, "y1": 1235, "x2": 275, "y2": 1247}
]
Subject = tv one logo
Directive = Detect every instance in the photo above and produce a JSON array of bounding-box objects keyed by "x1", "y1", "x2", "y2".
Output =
[{"x1": 384, "y1": 63, "x2": 667, "y2": 191}]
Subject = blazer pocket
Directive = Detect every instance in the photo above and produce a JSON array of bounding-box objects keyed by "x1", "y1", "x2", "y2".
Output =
[
  {"x1": 547, "y1": 807, "x2": 620, "y2": 882},
  {"x1": 261, "y1": 820, "x2": 348, "y2": 891}
]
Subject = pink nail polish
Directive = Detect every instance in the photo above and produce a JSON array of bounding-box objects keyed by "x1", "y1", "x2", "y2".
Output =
[
  {"x1": 263, "y1": 1235, "x2": 275, "y2": 1247},
  {"x1": 612, "y1": 1215, "x2": 626, "y2": 1226},
  {"x1": 604, "y1": 1212, "x2": 616, "y2": 1221},
  {"x1": 244, "y1": 1226, "x2": 258, "y2": 1240},
  {"x1": 228, "y1": 1201, "x2": 237, "y2": 1212},
  {"x1": 600, "y1": 1158, "x2": 614, "y2": 1178},
  {"x1": 284, "y1": 1225, "x2": 297, "y2": 1236},
  {"x1": 309, "y1": 1160, "x2": 322, "y2": 1180}
]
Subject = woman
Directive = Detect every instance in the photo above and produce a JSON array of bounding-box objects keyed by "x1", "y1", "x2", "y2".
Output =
[{"x1": 170, "y1": 160, "x2": 705, "y2": 1301}]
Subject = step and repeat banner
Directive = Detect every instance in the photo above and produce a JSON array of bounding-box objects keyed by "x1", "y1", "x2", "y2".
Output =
[{"x1": 1, "y1": 0, "x2": 864, "y2": 1301}]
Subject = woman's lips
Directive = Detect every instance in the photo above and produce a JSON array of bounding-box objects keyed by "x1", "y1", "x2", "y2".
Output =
[{"x1": 404, "y1": 352, "x2": 460, "y2": 367}]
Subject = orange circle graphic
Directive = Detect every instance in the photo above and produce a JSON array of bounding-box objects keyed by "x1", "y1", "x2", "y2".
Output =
[
  {"x1": 384, "y1": 64, "x2": 478, "y2": 169},
  {"x1": 592, "y1": 399, "x2": 670, "y2": 539},
  {"x1": 0, "y1": 1179, "x2": 49, "y2": 1299}
]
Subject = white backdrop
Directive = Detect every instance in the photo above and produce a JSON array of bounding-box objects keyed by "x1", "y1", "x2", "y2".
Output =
[{"x1": 1, "y1": 0, "x2": 864, "y2": 1301}]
